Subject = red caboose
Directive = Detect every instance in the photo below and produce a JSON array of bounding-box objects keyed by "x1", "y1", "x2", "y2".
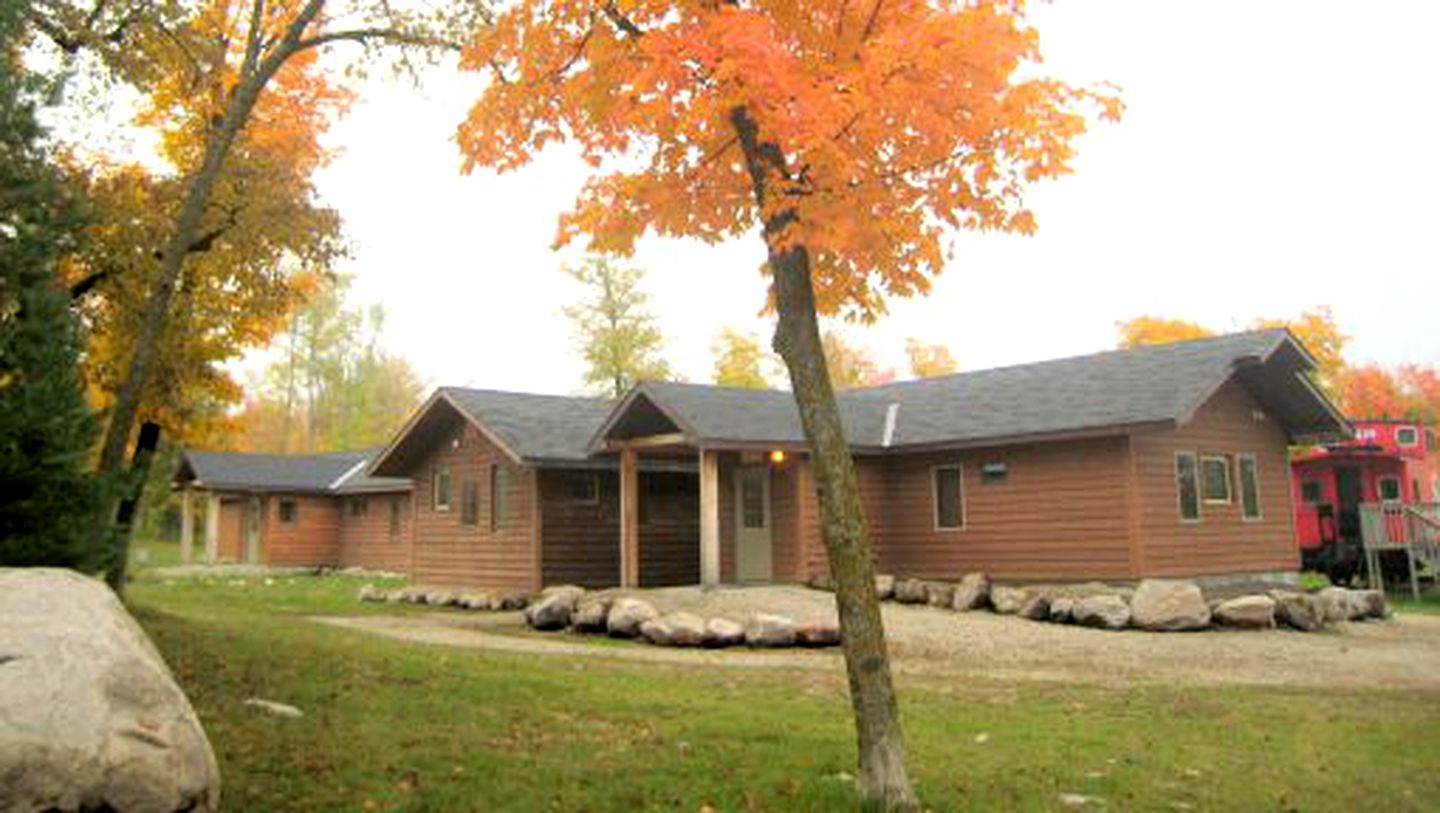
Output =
[{"x1": 1291, "y1": 419, "x2": 1439, "y2": 579}]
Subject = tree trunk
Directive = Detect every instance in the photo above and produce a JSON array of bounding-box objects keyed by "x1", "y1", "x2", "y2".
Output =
[
  {"x1": 107, "y1": 422, "x2": 161, "y2": 592},
  {"x1": 730, "y1": 107, "x2": 919, "y2": 811}
]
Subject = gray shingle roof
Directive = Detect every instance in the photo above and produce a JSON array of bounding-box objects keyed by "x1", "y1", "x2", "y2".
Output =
[
  {"x1": 607, "y1": 330, "x2": 1336, "y2": 450},
  {"x1": 440, "y1": 388, "x2": 615, "y2": 463},
  {"x1": 178, "y1": 449, "x2": 410, "y2": 493}
]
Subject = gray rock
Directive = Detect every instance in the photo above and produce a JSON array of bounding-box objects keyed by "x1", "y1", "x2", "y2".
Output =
[
  {"x1": 497, "y1": 591, "x2": 531, "y2": 611},
  {"x1": 1072, "y1": 595, "x2": 1131, "y2": 630},
  {"x1": 358, "y1": 584, "x2": 387, "y2": 603},
  {"x1": 1048, "y1": 596, "x2": 1076, "y2": 623},
  {"x1": 745, "y1": 613, "x2": 798, "y2": 647},
  {"x1": 606, "y1": 597, "x2": 660, "y2": 638},
  {"x1": 424, "y1": 589, "x2": 459, "y2": 607},
  {"x1": 572, "y1": 597, "x2": 613, "y2": 632},
  {"x1": 796, "y1": 619, "x2": 842, "y2": 647},
  {"x1": 398, "y1": 586, "x2": 428, "y2": 604},
  {"x1": 875, "y1": 574, "x2": 896, "y2": 601},
  {"x1": 658, "y1": 612, "x2": 707, "y2": 647},
  {"x1": 893, "y1": 578, "x2": 928, "y2": 604},
  {"x1": 1269, "y1": 591, "x2": 1322, "y2": 632},
  {"x1": 244, "y1": 698, "x2": 303, "y2": 718},
  {"x1": 952, "y1": 573, "x2": 990, "y2": 611},
  {"x1": 1018, "y1": 591, "x2": 1050, "y2": 621},
  {"x1": 925, "y1": 581, "x2": 956, "y2": 608},
  {"x1": 703, "y1": 618, "x2": 746, "y2": 648},
  {"x1": 638, "y1": 618, "x2": 673, "y2": 645},
  {"x1": 990, "y1": 586, "x2": 1028, "y2": 615},
  {"x1": 541, "y1": 584, "x2": 586, "y2": 602},
  {"x1": 524, "y1": 590, "x2": 578, "y2": 630},
  {"x1": 457, "y1": 591, "x2": 497, "y2": 611},
  {"x1": 0, "y1": 568, "x2": 220, "y2": 812},
  {"x1": 1351, "y1": 589, "x2": 1387, "y2": 619},
  {"x1": 1130, "y1": 579, "x2": 1210, "y2": 631},
  {"x1": 1213, "y1": 595, "x2": 1276, "y2": 629}
]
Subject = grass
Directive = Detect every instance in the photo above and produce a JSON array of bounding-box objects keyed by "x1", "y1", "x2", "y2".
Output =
[{"x1": 124, "y1": 572, "x2": 1440, "y2": 812}]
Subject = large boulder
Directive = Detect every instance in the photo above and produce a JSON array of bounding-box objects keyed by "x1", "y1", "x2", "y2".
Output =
[
  {"x1": 662, "y1": 612, "x2": 708, "y2": 647},
  {"x1": 0, "y1": 568, "x2": 221, "y2": 812},
  {"x1": 924, "y1": 581, "x2": 956, "y2": 608},
  {"x1": 893, "y1": 578, "x2": 928, "y2": 604},
  {"x1": 1269, "y1": 591, "x2": 1322, "y2": 632},
  {"x1": 952, "y1": 573, "x2": 990, "y2": 611},
  {"x1": 572, "y1": 596, "x2": 614, "y2": 632},
  {"x1": 424, "y1": 589, "x2": 459, "y2": 607},
  {"x1": 1048, "y1": 596, "x2": 1075, "y2": 623},
  {"x1": 523, "y1": 590, "x2": 579, "y2": 630},
  {"x1": 497, "y1": 591, "x2": 531, "y2": 611},
  {"x1": 606, "y1": 597, "x2": 660, "y2": 638},
  {"x1": 1071, "y1": 595, "x2": 1131, "y2": 630},
  {"x1": 874, "y1": 574, "x2": 896, "y2": 601},
  {"x1": 745, "y1": 613, "x2": 798, "y2": 647},
  {"x1": 358, "y1": 584, "x2": 388, "y2": 603},
  {"x1": 795, "y1": 619, "x2": 842, "y2": 647},
  {"x1": 989, "y1": 586, "x2": 1028, "y2": 615},
  {"x1": 1017, "y1": 591, "x2": 1050, "y2": 621},
  {"x1": 457, "y1": 591, "x2": 498, "y2": 611},
  {"x1": 1129, "y1": 579, "x2": 1210, "y2": 632},
  {"x1": 1351, "y1": 589, "x2": 1388, "y2": 620},
  {"x1": 1213, "y1": 595, "x2": 1276, "y2": 629},
  {"x1": 703, "y1": 618, "x2": 746, "y2": 648}
]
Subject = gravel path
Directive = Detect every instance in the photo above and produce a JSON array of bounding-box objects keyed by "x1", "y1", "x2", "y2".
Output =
[{"x1": 317, "y1": 585, "x2": 1440, "y2": 691}]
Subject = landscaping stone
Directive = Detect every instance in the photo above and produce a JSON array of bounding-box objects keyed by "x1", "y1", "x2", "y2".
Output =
[
  {"x1": 952, "y1": 572, "x2": 990, "y2": 611},
  {"x1": 606, "y1": 597, "x2": 660, "y2": 638},
  {"x1": 398, "y1": 586, "x2": 428, "y2": 603},
  {"x1": 542, "y1": 584, "x2": 586, "y2": 601},
  {"x1": 925, "y1": 581, "x2": 956, "y2": 608},
  {"x1": 660, "y1": 612, "x2": 707, "y2": 647},
  {"x1": 244, "y1": 698, "x2": 303, "y2": 718},
  {"x1": 524, "y1": 591, "x2": 579, "y2": 630},
  {"x1": 703, "y1": 618, "x2": 746, "y2": 648},
  {"x1": 638, "y1": 618, "x2": 673, "y2": 645},
  {"x1": 990, "y1": 586, "x2": 1028, "y2": 615},
  {"x1": 571, "y1": 596, "x2": 613, "y2": 632},
  {"x1": 1270, "y1": 591, "x2": 1322, "y2": 632},
  {"x1": 1048, "y1": 596, "x2": 1075, "y2": 623},
  {"x1": 795, "y1": 619, "x2": 842, "y2": 647},
  {"x1": 1130, "y1": 579, "x2": 1210, "y2": 632},
  {"x1": 424, "y1": 589, "x2": 459, "y2": 607},
  {"x1": 457, "y1": 591, "x2": 497, "y2": 611},
  {"x1": 893, "y1": 578, "x2": 928, "y2": 604},
  {"x1": 1352, "y1": 589, "x2": 1388, "y2": 619},
  {"x1": 745, "y1": 613, "x2": 799, "y2": 647},
  {"x1": 1072, "y1": 595, "x2": 1131, "y2": 630},
  {"x1": 498, "y1": 591, "x2": 531, "y2": 611},
  {"x1": 875, "y1": 574, "x2": 896, "y2": 601},
  {"x1": 0, "y1": 568, "x2": 220, "y2": 812},
  {"x1": 1213, "y1": 595, "x2": 1276, "y2": 629},
  {"x1": 358, "y1": 584, "x2": 387, "y2": 602},
  {"x1": 1018, "y1": 591, "x2": 1050, "y2": 621}
]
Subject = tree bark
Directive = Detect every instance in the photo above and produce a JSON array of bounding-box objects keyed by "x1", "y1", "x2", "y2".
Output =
[
  {"x1": 107, "y1": 422, "x2": 161, "y2": 592},
  {"x1": 730, "y1": 106, "x2": 919, "y2": 811}
]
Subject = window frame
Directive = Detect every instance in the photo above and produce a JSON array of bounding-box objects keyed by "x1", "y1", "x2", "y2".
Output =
[
  {"x1": 1377, "y1": 476, "x2": 1402, "y2": 503},
  {"x1": 931, "y1": 464, "x2": 966, "y2": 531},
  {"x1": 460, "y1": 479, "x2": 479, "y2": 526},
  {"x1": 1237, "y1": 453, "x2": 1262, "y2": 521},
  {"x1": 278, "y1": 497, "x2": 298, "y2": 524},
  {"x1": 979, "y1": 461, "x2": 1009, "y2": 485},
  {"x1": 388, "y1": 496, "x2": 403, "y2": 538},
  {"x1": 432, "y1": 465, "x2": 452, "y2": 512},
  {"x1": 1175, "y1": 452, "x2": 1202, "y2": 523},
  {"x1": 491, "y1": 464, "x2": 510, "y2": 531},
  {"x1": 1395, "y1": 426, "x2": 1418, "y2": 448},
  {"x1": 1199, "y1": 454, "x2": 1233, "y2": 505},
  {"x1": 348, "y1": 496, "x2": 367, "y2": 518},
  {"x1": 565, "y1": 471, "x2": 600, "y2": 505}
]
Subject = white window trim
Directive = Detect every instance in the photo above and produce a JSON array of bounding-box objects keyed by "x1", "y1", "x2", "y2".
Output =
[
  {"x1": 1377, "y1": 475, "x2": 1403, "y2": 503},
  {"x1": 1200, "y1": 454, "x2": 1233, "y2": 505},
  {"x1": 932, "y1": 463, "x2": 966, "y2": 531},
  {"x1": 570, "y1": 471, "x2": 600, "y2": 505},
  {"x1": 1175, "y1": 452, "x2": 1202, "y2": 524},
  {"x1": 1395, "y1": 427, "x2": 1418, "y2": 448},
  {"x1": 1237, "y1": 453, "x2": 1262, "y2": 522},
  {"x1": 433, "y1": 465, "x2": 452, "y2": 512}
]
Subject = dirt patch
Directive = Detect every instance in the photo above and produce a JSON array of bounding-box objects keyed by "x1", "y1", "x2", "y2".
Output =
[{"x1": 315, "y1": 585, "x2": 1440, "y2": 691}]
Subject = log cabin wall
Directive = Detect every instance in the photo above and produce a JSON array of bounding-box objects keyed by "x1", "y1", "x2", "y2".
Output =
[
  {"x1": 337, "y1": 492, "x2": 412, "y2": 573},
  {"x1": 263, "y1": 494, "x2": 341, "y2": 566}
]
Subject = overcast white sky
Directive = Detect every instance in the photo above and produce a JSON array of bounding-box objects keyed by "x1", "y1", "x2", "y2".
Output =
[{"x1": 297, "y1": 0, "x2": 1439, "y2": 396}]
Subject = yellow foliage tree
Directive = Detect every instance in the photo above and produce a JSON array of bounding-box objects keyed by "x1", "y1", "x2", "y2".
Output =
[
  {"x1": 904, "y1": 338, "x2": 957, "y2": 379},
  {"x1": 1115, "y1": 316, "x2": 1214, "y2": 348},
  {"x1": 711, "y1": 328, "x2": 771, "y2": 389}
]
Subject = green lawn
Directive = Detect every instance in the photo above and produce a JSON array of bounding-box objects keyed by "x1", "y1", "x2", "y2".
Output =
[{"x1": 127, "y1": 574, "x2": 1440, "y2": 812}]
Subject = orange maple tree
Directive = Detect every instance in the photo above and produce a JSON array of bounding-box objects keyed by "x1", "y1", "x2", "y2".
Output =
[{"x1": 458, "y1": 3, "x2": 1118, "y2": 805}]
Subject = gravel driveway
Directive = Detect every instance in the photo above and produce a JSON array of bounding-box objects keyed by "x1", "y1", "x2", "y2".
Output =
[{"x1": 318, "y1": 585, "x2": 1440, "y2": 691}]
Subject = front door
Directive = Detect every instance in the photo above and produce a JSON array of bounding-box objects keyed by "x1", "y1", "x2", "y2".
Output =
[
  {"x1": 735, "y1": 465, "x2": 772, "y2": 581},
  {"x1": 1335, "y1": 466, "x2": 1363, "y2": 543},
  {"x1": 245, "y1": 497, "x2": 263, "y2": 564}
]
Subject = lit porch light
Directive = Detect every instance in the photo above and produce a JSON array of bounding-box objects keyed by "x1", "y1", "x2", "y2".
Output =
[{"x1": 769, "y1": 450, "x2": 786, "y2": 464}]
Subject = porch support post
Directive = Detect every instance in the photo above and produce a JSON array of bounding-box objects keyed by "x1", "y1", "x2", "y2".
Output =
[
  {"x1": 179, "y1": 488, "x2": 194, "y2": 564},
  {"x1": 620, "y1": 447, "x2": 640, "y2": 588},
  {"x1": 699, "y1": 448, "x2": 721, "y2": 587},
  {"x1": 204, "y1": 493, "x2": 220, "y2": 564}
]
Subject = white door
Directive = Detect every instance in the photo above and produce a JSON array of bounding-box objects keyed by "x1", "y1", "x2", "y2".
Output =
[
  {"x1": 735, "y1": 465, "x2": 772, "y2": 581},
  {"x1": 245, "y1": 497, "x2": 263, "y2": 564}
]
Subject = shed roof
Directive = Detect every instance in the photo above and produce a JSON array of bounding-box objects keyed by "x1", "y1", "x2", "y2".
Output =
[{"x1": 176, "y1": 449, "x2": 410, "y2": 494}]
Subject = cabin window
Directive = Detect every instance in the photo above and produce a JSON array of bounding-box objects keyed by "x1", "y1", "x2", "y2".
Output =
[
  {"x1": 491, "y1": 464, "x2": 511, "y2": 530},
  {"x1": 1378, "y1": 476, "x2": 1402, "y2": 503},
  {"x1": 933, "y1": 465, "x2": 965, "y2": 530},
  {"x1": 1301, "y1": 480, "x2": 1324, "y2": 504},
  {"x1": 1200, "y1": 455, "x2": 1232, "y2": 504},
  {"x1": 278, "y1": 497, "x2": 298, "y2": 523},
  {"x1": 1237, "y1": 454, "x2": 1261, "y2": 521},
  {"x1": 460, "y1": 480, "x2": 479, "y2": 526},
  {"x1": 348, "y1": 497, "x2": 367, "y2": 517},
  {"x1": 432, "y1": 466, "x2": 452, "y2": 511},
  {"x1": 1175, "y1": 453, "x2": 1200, "y2": 522},
  {"x1": 388, "y1": 497, "x2": 403, "y2": 537},
  {"x1": 739, "y1": 468, "x2": 767, "y2": 529},
  {"x1": 980, "y1": 462, "x2": 1009, "y2": 485},
  {"x1": 1396, "y1": 427, "x2": 1418, "y2": 447},
  {"x1": 565, "y1": 472, "x2": 599, "y2": 504}
]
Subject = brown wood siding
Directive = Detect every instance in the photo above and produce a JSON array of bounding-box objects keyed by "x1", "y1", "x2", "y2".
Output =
[
  {"x1": 410, "y1": 423, "x2": 538, "y2": 590},
  {"x1": 218, "y1": 498, "x2": 244, "y2": 562},
  {"x1": 639, "y1": 471, "x2": 700, "y2": 586},
  {"x1": 540, "y1": 469, "x2": 619, "y2": 588},
  {"x1": 337, "y1": 492, "x2": 412, "y2": 573},
  {"x1": 855, "y1": 437, "x2": 1134, "y2": 581},
  {"x1": 1130, "y1": 380, "x2": 1299, "y2": 576},
  {"x1": 719, "y1": 454, "x2": 738, "y2": 582},
  {"x1": 769, "y1": 460, "x2": 802, "y2": 581},
  {"x1": 263, "y1": 494, "x2": 341, "y2": 566}
]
